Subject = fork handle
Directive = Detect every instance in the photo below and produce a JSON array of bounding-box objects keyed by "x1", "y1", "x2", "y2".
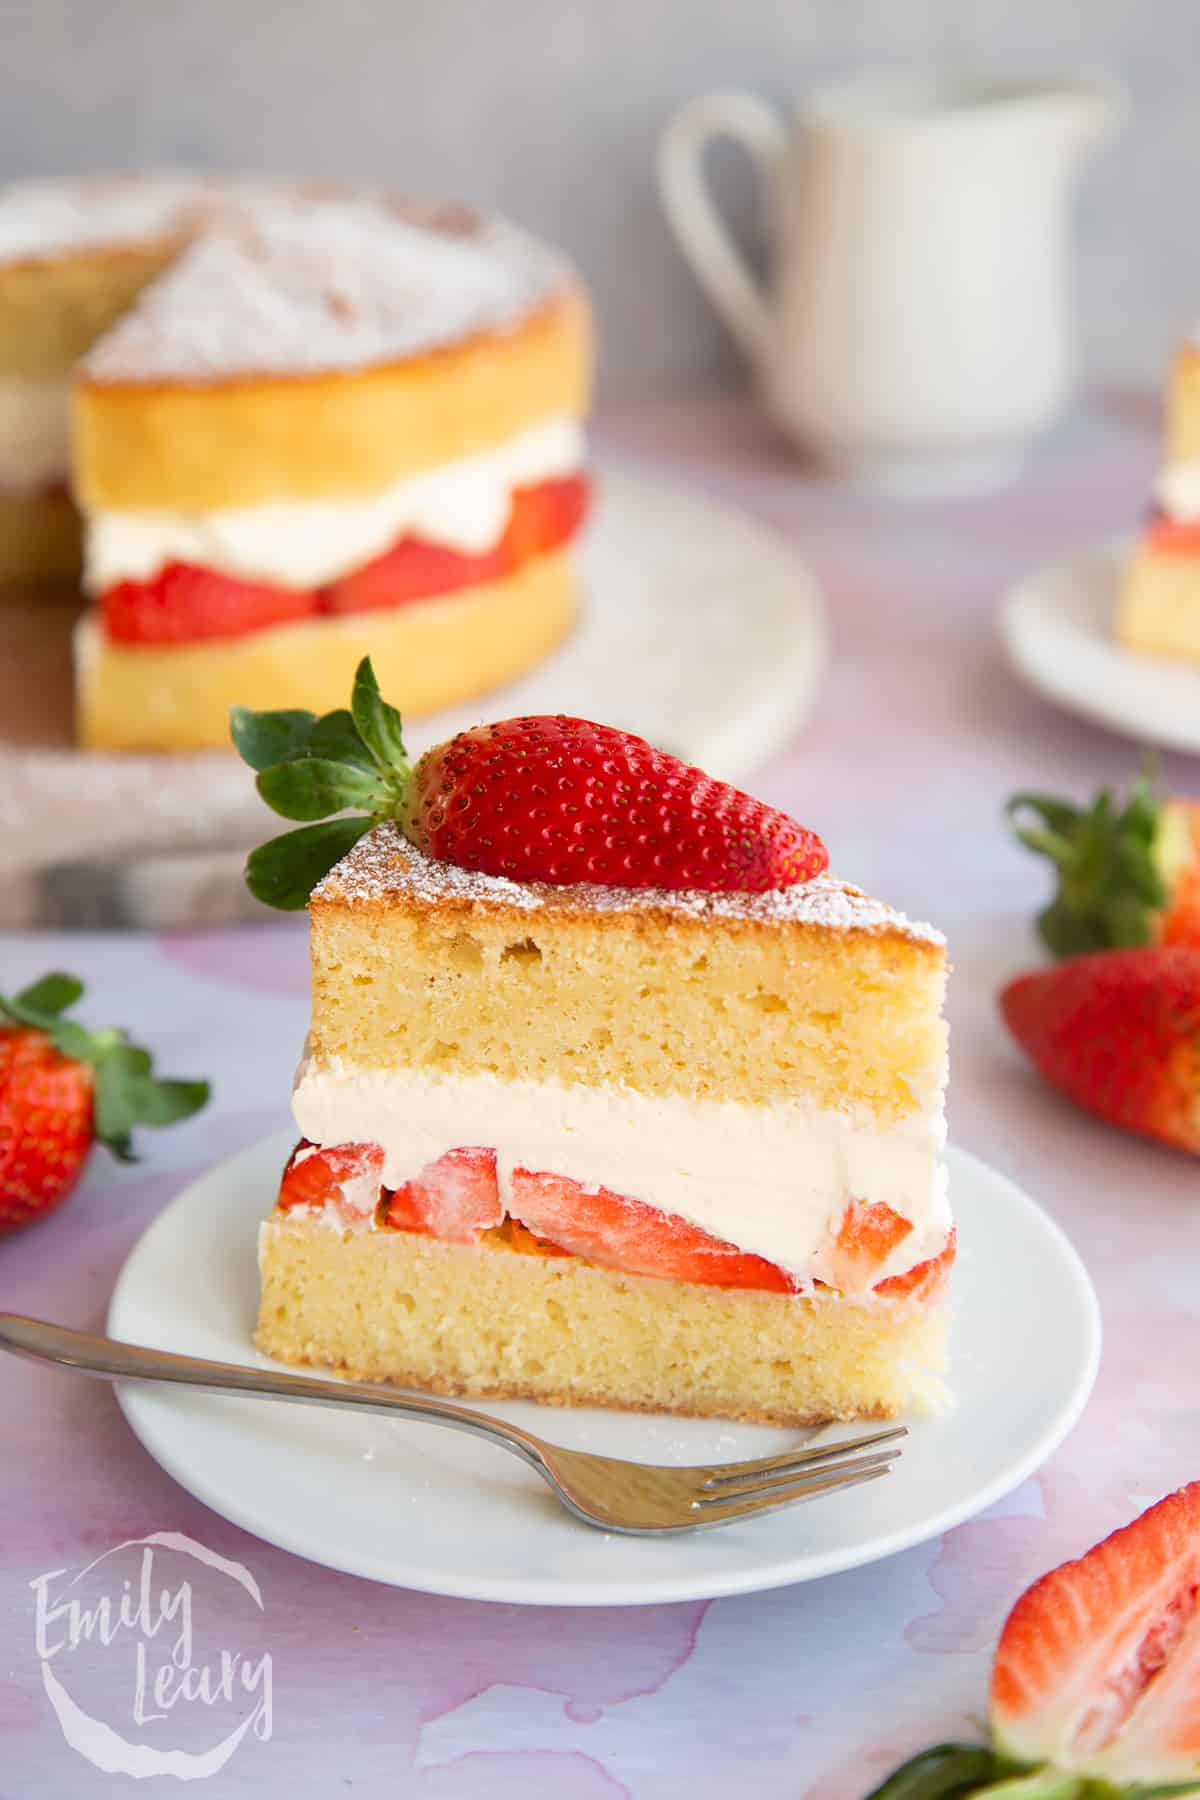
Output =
[{"x1": 0, "y1": 1312, "x2": 550, "y2": 1476}]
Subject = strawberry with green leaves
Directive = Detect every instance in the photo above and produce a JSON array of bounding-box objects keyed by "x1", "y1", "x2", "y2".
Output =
[
  {"x1": 0, "y1": 973, "x2": 209, "y2": 1232},
  {"x1": 867, "y1": 1482, "x2": 1200, "y2": 1800},
  {"x1": 232, "y1": 657, "x2": 829, "y2": 909},
  {"x1": 1008, "y1": 771, "x2": 1200, "y2": 957}
]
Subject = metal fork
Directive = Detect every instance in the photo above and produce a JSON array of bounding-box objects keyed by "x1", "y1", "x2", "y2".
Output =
[{"x1": 0, "y1": 1313, "x2": 904, "y2": 1535}]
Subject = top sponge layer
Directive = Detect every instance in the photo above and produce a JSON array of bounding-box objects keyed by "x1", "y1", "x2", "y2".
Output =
[{"x1": 308, "y1": 827, "x2": 948, "y2": 1118}]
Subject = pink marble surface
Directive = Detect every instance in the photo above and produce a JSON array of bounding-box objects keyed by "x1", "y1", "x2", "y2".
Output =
[{"x1": 4, "y1": 391, "x2": 1198, "y2": 1799}]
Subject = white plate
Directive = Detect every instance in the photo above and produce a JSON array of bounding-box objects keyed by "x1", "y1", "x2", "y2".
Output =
[
  {"x1": 1002, "y1": 535, "x2": 1200, "y2": 752},
  {"x1": 108, "y1": 1134, "x2": 1100, "y2": 1607}
]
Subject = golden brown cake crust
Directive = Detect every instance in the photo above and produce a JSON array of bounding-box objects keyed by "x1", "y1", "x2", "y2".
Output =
[
  {"x1": 311, "y1": 821, "x2": 943, "y2": 952},
  {"x1": 255, "y1": 1352, "x2": 892, "y2": 1430},
  {"x1": 76, "y1": 290, "x2": 591, "y2": 510}
]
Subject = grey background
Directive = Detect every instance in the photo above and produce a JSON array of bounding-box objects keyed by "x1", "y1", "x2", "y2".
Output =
[{"x1": 1, "y1": 0, "x2": 1195, "y2": 394}]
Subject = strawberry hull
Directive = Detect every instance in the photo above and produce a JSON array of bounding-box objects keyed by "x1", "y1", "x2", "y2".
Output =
[{"x1": 1008, "y1": 773, "x2": 1200, "y2": 958}]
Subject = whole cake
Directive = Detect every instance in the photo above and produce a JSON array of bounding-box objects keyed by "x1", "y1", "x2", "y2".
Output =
[
  {"x1": 241, "y1": 664, "x2": 953, "y2": 1426},
  {"x1": 0, "y1": 176, "x2": 591, "y2": 748},
  {"x1": 1118, "y1": 337, "x2": 1200, "y2": 662}
]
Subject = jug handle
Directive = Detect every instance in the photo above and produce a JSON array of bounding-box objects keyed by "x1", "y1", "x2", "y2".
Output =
[{"x1": 658, "y1": 90, "x2": 785, "y2": 367}]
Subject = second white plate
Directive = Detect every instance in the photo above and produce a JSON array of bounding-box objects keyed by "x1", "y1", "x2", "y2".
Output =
[
  {"x1": 1003, "y1": 535, "x2": 1200, "y2": 752},
  {"x1": 108, "y1": 1135, "x2": 1100, "y2": 1608}
]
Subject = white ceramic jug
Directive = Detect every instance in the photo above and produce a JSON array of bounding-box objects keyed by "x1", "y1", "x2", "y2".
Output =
[{"x1": 659, "y1": 76, "x2": 1120, "y2": 492}]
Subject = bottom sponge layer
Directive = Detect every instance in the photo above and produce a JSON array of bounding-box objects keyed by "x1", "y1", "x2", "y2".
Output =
[{"x1": 257, "y1": 1215, "x2": 950, "y2": 1426}]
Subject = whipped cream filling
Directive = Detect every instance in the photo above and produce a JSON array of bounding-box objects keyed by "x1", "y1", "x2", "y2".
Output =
[
  {"x1": 0, "y1": 375, "x2": 72, "y2": 491},
  {"x1": 291, "y1": 1059, "x2": 951, "y2": 1286},
  {"x1": 1155, "y1": 460, "x2": 1200, "y2": 524},
  {"x1": 84, "y1": 414, "x2": 584, "y2": 592}
]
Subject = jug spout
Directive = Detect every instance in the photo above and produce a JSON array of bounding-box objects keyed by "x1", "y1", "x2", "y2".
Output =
[{"x1": 1044, "y1": 79, "x2": 1125, "y2": 163}]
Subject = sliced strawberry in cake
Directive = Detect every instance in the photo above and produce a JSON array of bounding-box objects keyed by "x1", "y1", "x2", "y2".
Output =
[
  {"x1": 385, "y1": 1148, "x2": 503, "y2": 1241},
  {"x1": 322, "y1": 476, "x2": 589, "y2": 616},
  {"x1": 823, "y1": 1200, "x2": 914, "y2": 1295},
  {"x1": 274, "y1": 1147, "x2": 953, "y2": 1304},
  {"x1": 102, "y1": 562, "x2": 320, "y2": 643},
  {"x1": 277, "y1": 1140, "x2": 385, "y2": 1222},
  {"x1": 508, "y1": 1170, "x2": 796, "y2": 1291}
]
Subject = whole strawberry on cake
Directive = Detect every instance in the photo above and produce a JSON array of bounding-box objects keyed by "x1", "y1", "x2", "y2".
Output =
[{"x1": 235, "y1": 660, "x2": 953, "y2": 1425}]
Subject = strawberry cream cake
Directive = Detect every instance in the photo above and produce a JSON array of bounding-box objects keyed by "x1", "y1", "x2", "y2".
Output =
[
  {"x1": 1119, "y1": 336, "x2": 1200, "y2": 662},
  {"x1": 241, "y1": 664, "x2": 953, "y2": 1425},
  {"x1": 0, "y1": 175, "x2": 590, "y2": 746}
]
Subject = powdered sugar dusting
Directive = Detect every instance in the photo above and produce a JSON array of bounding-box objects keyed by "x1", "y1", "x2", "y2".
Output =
[
  {"x1": 313, "y1": 823, "x2": 944, "y2": 943},
  {"x1": 318, "y1": 823, "x2": 544, "y2": 913},
  {"x1": 75, "y1": 188, "x2": 569, "y2": 382},
  {"x1": 0, "y1": 173, "x2": 217, "y2": 261}
]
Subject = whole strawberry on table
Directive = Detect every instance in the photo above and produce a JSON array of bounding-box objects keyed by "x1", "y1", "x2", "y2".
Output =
[
  {"x1": 1002, "y1": 773, "x2": 1200, "y2": 1156},
  {"x1": 867, "y1": 1482, "x2": 1200, "y2": 1799},
  {"x1": 0, "y1": 974, "x2": 209, "y2": 1232}
]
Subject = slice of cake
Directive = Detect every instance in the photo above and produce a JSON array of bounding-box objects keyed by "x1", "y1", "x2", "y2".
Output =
[
  {"x1": 243, "y1": 664, "x2": 953, "y2": 1426},
  {"x1": 1118, "y1": 339, "x2": 1200, "y2": 661}
]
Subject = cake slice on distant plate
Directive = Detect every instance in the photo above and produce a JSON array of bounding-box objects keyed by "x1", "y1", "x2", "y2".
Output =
[
  {"x1": 240, "y1": 663, "x2": 952, "y2": 1426},
  {"x1": 1119, "y1": 336, "x2": 1200, "y2": 662}
]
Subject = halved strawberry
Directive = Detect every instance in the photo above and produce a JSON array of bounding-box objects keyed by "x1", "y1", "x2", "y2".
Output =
[
  {"x1": 384, "y1": 1147, "x2": 502, "y2": 1242},
  {"x1": 824, "y1": 1200, "x2": 914, "y2": 1295},
  {"x1": 277, "y1": 1139, "x2": 384, "y2": 1220},
  {"x1": 991, "y1": 1482, "x2": 1200, "y2": 1783},
  {"x1": 102, "y1": 563, "x2": 319, "y2": 644},
  {"x1": 872, "y1": 1227, "x2": 956, "y2": 1302},
  {"x1": 508, "y1": 1168, "x2": 795, "y2": 1291}
]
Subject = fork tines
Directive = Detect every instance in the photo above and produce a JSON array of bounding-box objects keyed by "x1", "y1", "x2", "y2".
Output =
[{"x1": 690, "y1": 1425, "x2": 906, "y2": 1527}]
